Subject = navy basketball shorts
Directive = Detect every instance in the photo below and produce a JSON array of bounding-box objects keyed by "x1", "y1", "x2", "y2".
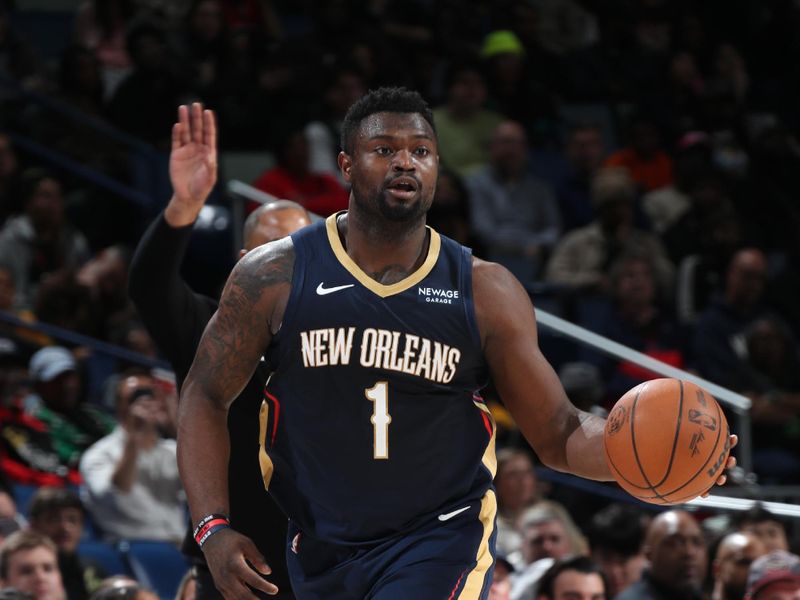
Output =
[{"x1": 285, "y1": 491, "x2": 497, "y2": 600}]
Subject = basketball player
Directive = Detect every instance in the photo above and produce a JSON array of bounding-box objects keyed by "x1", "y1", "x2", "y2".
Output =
[
  {"x1": 177, "y1": 89, "x2": 734, "y2": 599},
  {"x1": 129, "y1": 103, "x2": 312, "y2": 599}
]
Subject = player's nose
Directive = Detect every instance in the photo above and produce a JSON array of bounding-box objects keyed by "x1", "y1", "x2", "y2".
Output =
[{"x1": 391, "y1": 148, "x2": 414, "y2": 171}]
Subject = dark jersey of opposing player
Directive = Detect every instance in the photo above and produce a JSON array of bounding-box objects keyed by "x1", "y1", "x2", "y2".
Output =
[{"x1": 260, "y1": 213, "x2": 497, "y2": 545}]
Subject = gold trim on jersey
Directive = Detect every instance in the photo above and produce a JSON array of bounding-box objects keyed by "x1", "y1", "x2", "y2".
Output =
[
  {"x1": 325, "y1": 212, "x2": 441, "y2": 298},
  {"x1": 457, "y1": 490, "x2": 497, "y2": 599},
  {"x1": 258, "y1": 400, "x2": 274, "y2": 489}
]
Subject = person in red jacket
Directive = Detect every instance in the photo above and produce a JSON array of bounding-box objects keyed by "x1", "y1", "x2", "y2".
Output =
[{"x1": 252, "y1": 126, "x2": 349, "y2": 217}]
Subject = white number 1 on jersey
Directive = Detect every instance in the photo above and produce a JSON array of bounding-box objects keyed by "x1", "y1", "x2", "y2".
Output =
[{"x1": 366, "y1": 381, "x2": 391, "y2": 459}]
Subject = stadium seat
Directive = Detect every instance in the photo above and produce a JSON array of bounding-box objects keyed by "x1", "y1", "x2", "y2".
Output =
[
  {"x1": 126, "y1": 540, "x2": 190, "y2": 600},
  {"x1": 77, "y1": 540, "x2": 133, "y2": 577}
]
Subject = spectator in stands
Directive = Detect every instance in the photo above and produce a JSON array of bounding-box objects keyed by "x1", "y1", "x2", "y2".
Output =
[
  {"x1": 0, "y1": 2, "x2": 40, "y2": 90},
  {"x1": 512, "y1": 502, "x2": 588, "y2": 599},
  {"x1": 711, "y1": 531, "x2": 766, "y2": 600},
  {"x1": 76, "y1": 245, "x2": 136, "y2": 341},
  {"x1": 175, "y1": 0, "x2": 229, "y2": 105},
  {"x1": 0, "y1": 480, "x2": 23, "y2": 545},
  {"x1": 0, "y1": 133, "x2": 21, "y2": 224},
  {"x1": 495, "y1": 449, "x2": 540, "y2": 560},
  {"x1": 745, "y1": 550, "x2": 800, "y2": 600},
  {"x1": 0, "y1": 531, "x2": 66, "y2": 600},
  {"x1": 480, "y1": 29, "x2": 558, "y2": 142},
  {"x1": 545, "y1": 167, "x2": 674, "y2": 295},
  {"x1": 604, "y1": 115, "x2": 673, "y2": 193},
  {"x1": 616, "y1": 510, "x2": 707, "y2": 600},
  {"x1": 691, "y1": 247, "x2": 770, "y2": 390},
  {"x1": 466, "y1": 120, "x2": 561, "y2": 283},
  {"x1": 490, "y1": 555, "x2": 514, "y2": 600},
  {"x1": 107, "y1": 21, "x2": 186, "y2": 148},
  {"x1": 25, "y1": 346, "x2": 114, "y2": 471},
  {"x1": 552, "y1": 124, "x2": 607, "y2": 233},
  {"x1": 0, "y1": 263, "x2": 40, "y2": 369},
  {"x1": 587, "y1": 503, "x2": 649, "y2": 598},
  {"x1": 0, "y1": 169, "x2": 90, "y2": 310},
  {"x1": 305, "y1": 66, "x2": 367, "y2": 185},
  {"x1": 73, "y1": 0, "x2": 134, "y2": 96},
  {"x1": 432, "y1": 61, "x2": 503, "y2": 177},
  {"x1": 535, "y1": 556, "x2": 608, "y2": 600},
  {"x1": 735, "y1": 505, "x2": 790, "y2": 554},
  {"x1": 28, "y1": 487, "x2": 105, "y2": 600},
  {"x1": 579, "y1": 252, "x2": 687, "y2": 403},
  {"x1": 427, "y1": 168, "x2": 480, "y2": 251},
  {"x1": 88, "y1": 579, "x2": 158, "y2": 600},
  {"x1": 251, "y1": 125, "x2": 348, "y2": 217},
  {"x1": 79, "y1": 372, "x2": 184, "y2": 543}
]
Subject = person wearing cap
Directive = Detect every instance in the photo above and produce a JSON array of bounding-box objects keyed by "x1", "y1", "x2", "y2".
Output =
[
  {"x1": 25, "y1": 346, "x2": 114, "y2": 472},
  {"x1": 745, "y1": 550, "x2": 800, "y2": 600}
]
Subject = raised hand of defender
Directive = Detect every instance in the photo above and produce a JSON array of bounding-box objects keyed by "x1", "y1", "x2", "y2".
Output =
[
  {"x1": 166, "y1": 102, "x2": 218, "y2": 227},
  {"x1": 201, "y1": 528, "x2": 278, "y2": 599}
]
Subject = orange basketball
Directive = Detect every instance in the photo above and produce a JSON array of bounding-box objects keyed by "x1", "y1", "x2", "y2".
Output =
[{"x1": 604, "y1": 378, "x2": 731, "y2": 505}]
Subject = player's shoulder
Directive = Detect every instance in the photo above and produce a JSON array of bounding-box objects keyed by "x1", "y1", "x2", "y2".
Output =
[
  {"x1": 471, "y1": 256, "x2": 524, "y2": 297},
  {"x1": 471, "y1": 256, "x2": 535, "y2": 337},
  {"x1": 229, "y1": 236, "x2": 296, "y2": 297}
]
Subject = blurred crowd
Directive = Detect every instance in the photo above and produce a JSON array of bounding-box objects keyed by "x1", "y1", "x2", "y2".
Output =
[{"x1": 3, "y1": 0, "x2": 800, "y2": 599}]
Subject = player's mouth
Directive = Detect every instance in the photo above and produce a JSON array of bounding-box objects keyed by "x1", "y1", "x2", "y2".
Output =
[{"x1": 384, "y1": 177, "x2": 419, "y2": 200}]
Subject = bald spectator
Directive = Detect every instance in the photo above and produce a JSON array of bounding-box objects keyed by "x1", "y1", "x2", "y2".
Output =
[
  {"x1": 466, "y1": 120, "x2": 561, "y2": 283},
  {"x1": 615, "y1": 510, "x2": 707, "y2": 600},
  {"x1": 239, "y1": 200, "x2": 314, "y2": 258},
  {"x1": 536, "y1": 556, "x2": 608, "y2": 600},
  {"x1": 545, "y1": 167, "x2": 674, "y2": 295},
  {"x1": 0, "y1": 531, "x2": 66, "y2": 600},
  {"x1": 712, "y1": 531, "x2": 767, "y2": 600},
  {"x1": 745, "y1": 550, "x2": 800, "y2": 600}
]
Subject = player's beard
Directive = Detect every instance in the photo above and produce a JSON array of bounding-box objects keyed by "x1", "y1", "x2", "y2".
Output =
[{"x1": 352, "y1": 178, "x2": 432, "y2": 226}]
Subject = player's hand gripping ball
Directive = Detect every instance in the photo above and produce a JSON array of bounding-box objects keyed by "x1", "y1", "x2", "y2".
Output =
[{"x1": 604, "y1": 378, "x2": 732, "y2": 505}]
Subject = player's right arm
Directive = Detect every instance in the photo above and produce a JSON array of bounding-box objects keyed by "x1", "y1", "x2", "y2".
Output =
[{"x1": 177, "y1": 238, "x2": 293, "y2": 599}]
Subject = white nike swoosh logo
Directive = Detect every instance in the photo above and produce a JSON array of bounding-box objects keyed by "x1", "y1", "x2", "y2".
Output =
[
  {"x1": 438, "y1": 506, "x2": 471, "y2": 521},
  {"x1": 316, "y1": 283, "x2": 354, "y2": 295}
]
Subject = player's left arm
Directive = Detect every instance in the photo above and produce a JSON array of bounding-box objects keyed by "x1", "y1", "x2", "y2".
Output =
[
  {"x1": 474, "y1": 258, "x2": 612, "y2": 481},
  {"x1": 474, "y1": 258, "x2": 736, "y2": 487}
]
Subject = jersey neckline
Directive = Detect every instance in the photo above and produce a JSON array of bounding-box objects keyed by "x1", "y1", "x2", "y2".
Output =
[{"x1": 324, "y1": 211, "x2": 441, "y2": 298}]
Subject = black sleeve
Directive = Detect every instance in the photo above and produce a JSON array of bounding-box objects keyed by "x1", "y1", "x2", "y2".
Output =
[{"x1": 128, "y1": 212, "x2": 218, "y2": 387}]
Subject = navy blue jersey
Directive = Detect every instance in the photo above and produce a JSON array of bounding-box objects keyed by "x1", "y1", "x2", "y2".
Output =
[{"x1": 260, "y1": 213, "x2": 497, "y2": 545}]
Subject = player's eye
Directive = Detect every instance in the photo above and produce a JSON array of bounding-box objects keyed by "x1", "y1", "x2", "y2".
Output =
[
  {"x1": 414, "y1": 147, "x2": 430, "y2": 156},
  {"x1": 375, "y1": 147, "x2": 392, "y2": 156}
]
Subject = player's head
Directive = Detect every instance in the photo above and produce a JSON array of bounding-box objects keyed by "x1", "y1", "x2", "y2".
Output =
[
  {"x1": 240, "y1": 200, "x2": 312, "y2": 256},
  {"x1": 338, "y1": 87, "x2": 438, "y2": 224},
  {"x1": 536, "y1": 556, "x2": 609, "y2": 600},
  {"x1": 0, "y1": 531, "x2": 65, "y2": 600},
  {"x1": 713, "y1": 531, "x2": 767, "y2": 600},
  {"x1": 644, "y1": 510, "x2": 708, "y2": 595}
]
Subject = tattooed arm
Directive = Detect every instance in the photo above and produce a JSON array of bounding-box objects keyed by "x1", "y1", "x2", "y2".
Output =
[{"x1": 177, "y1": 238, "x2": 293, "y2": 599}]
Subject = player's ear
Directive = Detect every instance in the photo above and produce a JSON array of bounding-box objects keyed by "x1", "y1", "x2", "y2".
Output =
[{"x1": 338, "y1": 151, "x2": 353, "y2": 183}]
